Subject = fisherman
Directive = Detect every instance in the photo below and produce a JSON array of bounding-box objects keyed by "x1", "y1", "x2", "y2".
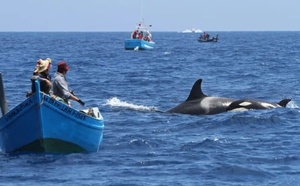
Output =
[
  {"x1": 27, "y1": 58, "x2": 52, "y2": 97},
  {"x1": 138, "y1": 31, "x2": 143, "y2": 39},
  {"x1": 143, "y1": 30, "x2": 152, "y2": 42},
  {"x1": 131, "y1": 30, "x2": 139, "y2": 39},
  {"x1": 51, "y1": 61, "x2": 85, "y2": 106}
]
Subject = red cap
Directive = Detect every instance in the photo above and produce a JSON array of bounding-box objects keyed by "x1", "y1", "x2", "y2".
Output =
[{"x1": 57, "y1": 61, "x2": 69, "y2": 71}]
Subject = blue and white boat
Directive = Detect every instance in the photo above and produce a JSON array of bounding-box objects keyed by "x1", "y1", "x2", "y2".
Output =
[
  {"x1": 0, "y1": 74, "x2": 104, "y2": 154},
  {"x1": 124, "y1": 38, "x2": 155, "y2": 50},
  {"x1": 124, "y1": 21, "x2": 155, "y2": 50}
]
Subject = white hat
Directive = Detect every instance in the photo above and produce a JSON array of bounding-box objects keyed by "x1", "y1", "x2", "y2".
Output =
[{"x1": 34, "y1": 58, "x2": 52, "y2": 73}]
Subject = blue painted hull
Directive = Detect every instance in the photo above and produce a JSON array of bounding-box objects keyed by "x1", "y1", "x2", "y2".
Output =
[
  {"x1": 124, "y1": 39, "x2": 155, "y2": 50},
  {"x1": 0, "y1": 82, "x2": 104, "y2": 153}
]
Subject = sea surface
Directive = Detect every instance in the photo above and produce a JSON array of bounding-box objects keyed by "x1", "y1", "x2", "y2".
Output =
[{"x1": 0, "y1": 31, "x2": 300, "y2": 186}]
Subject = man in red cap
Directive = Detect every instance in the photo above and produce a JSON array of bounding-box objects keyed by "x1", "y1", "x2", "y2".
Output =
[{"x1": 51, "y1": 61, "x2": 85, "y2": 106}]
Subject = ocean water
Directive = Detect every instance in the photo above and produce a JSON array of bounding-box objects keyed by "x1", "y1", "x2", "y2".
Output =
[{"x1": 0, "y1": 31, "x2": 300, "y2": 186}]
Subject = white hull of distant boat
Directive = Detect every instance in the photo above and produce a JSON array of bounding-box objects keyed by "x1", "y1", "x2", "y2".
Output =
[{"x1": 182, "y1": 29, "x2": 203, "y2": 33}]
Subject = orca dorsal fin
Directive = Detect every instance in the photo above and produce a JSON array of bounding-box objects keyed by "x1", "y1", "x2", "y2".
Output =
[
  {"x1": 186, "y1": 79, "x2": 207, "y2": 101},
  {"x1": 278, "y1": 98, "x2": 291, "y2": 107}
]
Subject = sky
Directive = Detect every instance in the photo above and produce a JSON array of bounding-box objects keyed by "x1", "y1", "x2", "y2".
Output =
[{"x1": 0, "y1": 0, "x2": 299, "y2": 32}]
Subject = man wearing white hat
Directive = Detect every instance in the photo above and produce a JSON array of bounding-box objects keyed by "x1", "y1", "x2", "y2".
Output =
[{"x1": 27, "y1": 58, "x2": 52, "y2": 97}]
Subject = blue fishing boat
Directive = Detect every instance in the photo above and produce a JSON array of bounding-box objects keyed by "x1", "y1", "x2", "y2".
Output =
[
  {"x1": 0, "y1": 74, "x2": 104, "y2": 154},
  {"x1": 124, "y1": 21, "x2": 155, "y2": 50},
  {"x1": 124, "y1": 38, "x2": 155, "y2": 50}
]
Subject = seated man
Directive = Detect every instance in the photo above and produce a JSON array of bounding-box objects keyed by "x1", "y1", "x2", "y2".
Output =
[{"x1": 27, "y1": 58, "x2": 52, "y2": 97}]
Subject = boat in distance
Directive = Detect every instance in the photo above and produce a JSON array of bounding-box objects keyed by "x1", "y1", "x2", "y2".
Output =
[
  {"x1": 0, "y1": 76, "x2": 104, "y2": 154},
  {"x1": 197, "y1": 33, "x2": 218, "y2": 42},
  {"x1": 124, "y1": 20, "x2": 155, "y2": 50},
  {"x1": 181, "y1": 28, "x2": 203, "y2": 33}
]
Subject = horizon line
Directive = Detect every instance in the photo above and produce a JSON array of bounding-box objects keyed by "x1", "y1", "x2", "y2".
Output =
[{"x1": 0, "y1": 30, "x2": 299, "y2": 33}]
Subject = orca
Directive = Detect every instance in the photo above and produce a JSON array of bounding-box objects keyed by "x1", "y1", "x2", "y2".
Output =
[
  {"x1": 166, "y1": 79, "x2": 236, "y2": 115},
  {"x1": 226, "y1": 98, "x2": 292, "y2": 112}
]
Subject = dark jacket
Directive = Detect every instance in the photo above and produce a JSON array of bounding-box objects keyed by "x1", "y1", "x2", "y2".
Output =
[{"x1": 31, "y1": 71, "x2": 52, "y2": 94}]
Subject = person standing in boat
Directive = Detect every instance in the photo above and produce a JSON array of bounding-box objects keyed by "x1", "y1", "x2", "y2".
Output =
[
  {"x1": 27, "y1": 58, "x2": 52, "y2": 97},
  {"x1": 203, "y1": 32, "x2": 210, "y2": 40},
  {"x1": 143, "y1": 30, "x2": 152, "y2": 42},
  {"x1": 51, "y1": 61, "x2": 85, "y2": 106},
  {"x1": 138, "y1": 31, "x2": 143, "y2": 39},
  {"x1": 131, "y1": 30, "x2": 138, "y2": 39},
  {"x1": 199, "y1": 34, "x2": 203, "y2": 40},
  {"x1": 203, "y1": 32, "x2": 207, "y2": 39}
]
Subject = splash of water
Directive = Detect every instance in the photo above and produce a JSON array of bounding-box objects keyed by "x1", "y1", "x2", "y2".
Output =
[
  {"x1": 105, "y1": 97, "x2": 158, "y2": 112},
  {"x1": 288, "y1": 100, "x2": 299, "y2": 109}
]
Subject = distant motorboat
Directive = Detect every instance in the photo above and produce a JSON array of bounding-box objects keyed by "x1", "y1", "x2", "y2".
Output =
[
  {"x1": 197, "y1": 33, "x2": 218, "y2": 42},
  {"x1": 182, "y1": 28, "x2": 203, "y2": 33}
]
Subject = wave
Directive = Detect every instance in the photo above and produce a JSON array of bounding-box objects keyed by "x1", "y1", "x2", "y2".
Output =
[
  {"x1": 287, "y1": 100, "x2": 299, "y2": 109},
  {"x1": 105, "y1": 97, "x2": 159, "y2": 112}
]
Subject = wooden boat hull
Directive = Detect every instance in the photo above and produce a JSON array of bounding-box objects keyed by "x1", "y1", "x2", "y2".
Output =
[
  {"x1": 124, "y1": 39, "x2": 155, "y2": 50},
  {"x1": 0, "y1": 82, "x2": 104, "y2": 154}
]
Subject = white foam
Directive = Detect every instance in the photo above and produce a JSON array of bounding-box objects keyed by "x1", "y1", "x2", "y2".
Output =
[
  {"x1": 287, "y1": 101, "x2": 299, "y2": 108},
  {"x1": 105, "y1": 97, "x2": 158, "y2": 111}
]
